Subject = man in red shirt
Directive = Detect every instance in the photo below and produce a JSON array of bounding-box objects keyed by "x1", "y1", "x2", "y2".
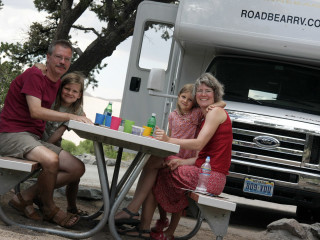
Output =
[{"x1": 0, "y1": 40, "x2": 92, "y2": 228}]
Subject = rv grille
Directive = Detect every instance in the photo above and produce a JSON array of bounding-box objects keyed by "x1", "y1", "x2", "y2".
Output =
[{"x1": 232, "y1": 121, "x2": 306, "y2": 166}]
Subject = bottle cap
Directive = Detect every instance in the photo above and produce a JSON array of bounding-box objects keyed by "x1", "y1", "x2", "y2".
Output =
[
  {"x1": 152, "y1": 113, "x2": 156, "y2": 117},
  {"x1": 206, "y1": 156, "x2": 210, "y2": 162}
]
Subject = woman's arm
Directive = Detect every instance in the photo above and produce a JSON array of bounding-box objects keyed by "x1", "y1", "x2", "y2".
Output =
[
  {"x1": 155, "y1": 107, "x2": 227, "y2": 151},
  {"x1": 166, "y1": 156, "x2": 198, "y2": 171},
  {"x1": 47, "y1": 125, "x2": 67, "y2": 144}
]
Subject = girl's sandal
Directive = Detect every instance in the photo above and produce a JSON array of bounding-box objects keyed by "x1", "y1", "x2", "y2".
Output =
[
  {"x1": 44, "y1": 206, "x2": 80, "y2": 228},
  {"x1": 8, "y1": 193, "x2": 42, "y2": 221},
  {"x1": 150, "y1": 231, "x2": 175, "y2": 240},
  {"x1": 151, "y1": 217, "x2": 170, "y2": 232},
  {"x1": 67, "y1": 207, "x2": 89, "y2": 217}
]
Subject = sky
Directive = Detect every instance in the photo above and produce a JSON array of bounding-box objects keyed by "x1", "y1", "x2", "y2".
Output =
[{"x1": 0, "y1": 0, "x2": 132, "y2": 100}]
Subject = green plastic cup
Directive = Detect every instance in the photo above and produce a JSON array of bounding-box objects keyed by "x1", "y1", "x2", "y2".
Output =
[{"x1": 124, "y1": 120, "x2": 135, "y2": 133}]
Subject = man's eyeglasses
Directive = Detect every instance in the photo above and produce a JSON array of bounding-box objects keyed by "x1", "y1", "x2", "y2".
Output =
[
  {"x1": 196, "y1": 89, "x2": 213, "y2": 94},
  {"x1": 53, "y1": 55, "x2": 71, "y2": 62}
]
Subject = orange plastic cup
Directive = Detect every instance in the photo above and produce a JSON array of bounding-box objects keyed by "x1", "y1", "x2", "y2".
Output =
[{"x1": 142, "y1": 126, "x2": 152, "y2": 136}]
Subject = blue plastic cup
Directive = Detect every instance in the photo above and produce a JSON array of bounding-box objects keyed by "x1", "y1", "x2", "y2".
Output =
[
  {"x1": 95, "y1": 113, "x2": 105, "y2": 125},
  {"x1": 105, "y1": 115, "x2": 112, "y2": 127}
]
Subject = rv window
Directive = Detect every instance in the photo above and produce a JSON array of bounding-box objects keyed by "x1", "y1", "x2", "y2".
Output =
[
  {"x1": 139, "y1": 22, "x2": 174, "y2": 70},
  {"x1": 207, "y1": 56, "x2": 320, "y2": 115}
]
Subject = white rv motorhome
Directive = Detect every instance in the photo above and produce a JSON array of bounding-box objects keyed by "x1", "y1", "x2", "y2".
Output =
[{"x1": 120, "y1": 0, "x2": 320, "y2": 221}]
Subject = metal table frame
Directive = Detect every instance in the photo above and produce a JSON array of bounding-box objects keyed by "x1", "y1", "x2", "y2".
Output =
[{"x1": 0, "y1": 120, "x2": 179, "y2": 239}]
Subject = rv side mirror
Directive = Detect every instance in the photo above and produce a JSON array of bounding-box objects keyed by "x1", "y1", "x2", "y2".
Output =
[
  {"x1": 147, "y1": 68, "x2": 165, "y2": 92},
  {"x1": 147, "y1": 68, "x2": 177, "y2": 99}
]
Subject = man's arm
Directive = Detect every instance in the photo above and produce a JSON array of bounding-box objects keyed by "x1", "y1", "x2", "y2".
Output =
[{"x1": 26, "y1": 95, "x2": 92, "y2": 123}]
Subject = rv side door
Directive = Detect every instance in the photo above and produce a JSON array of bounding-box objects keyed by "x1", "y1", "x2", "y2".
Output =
[{"x1": 120, "y1": 2, "x2": 178, "y2": 128}]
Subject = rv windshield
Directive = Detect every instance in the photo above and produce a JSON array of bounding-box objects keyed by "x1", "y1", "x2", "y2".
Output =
[{"x1": 207, "y1": 56, "x2": 320, "y2": 115}]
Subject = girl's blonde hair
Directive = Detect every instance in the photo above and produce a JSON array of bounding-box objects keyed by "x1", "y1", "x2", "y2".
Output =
[
  {"x1": 54, "y1": 71, "x2": 85, "y2": 113},
  {"x1": 176, "y1": 83, "x2": 196, "y2": 114}
]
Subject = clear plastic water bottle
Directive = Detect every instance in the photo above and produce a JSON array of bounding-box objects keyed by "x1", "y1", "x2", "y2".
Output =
[
  {"x1": 147, "y1": 113, "x2": 156, "y2": 136},
  {"x1": 104, "y1": 102, "x2": 113, "y2": 116},
  {"x1": 195, "y1": 156, "x2": 211, "y2": 193}
]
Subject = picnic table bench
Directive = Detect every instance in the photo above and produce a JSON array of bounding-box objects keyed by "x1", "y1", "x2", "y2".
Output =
[
  {"x1": 178, "y1": 191, "x2": 237, "y2": 240},
  {"x1": 0, "y1": 156, "x2": 40, "y2": 195}
]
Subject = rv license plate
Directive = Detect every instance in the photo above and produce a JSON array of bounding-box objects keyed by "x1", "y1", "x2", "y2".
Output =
[{"x1": 243, "y1": 178, "x2": 274, "y2": 197}]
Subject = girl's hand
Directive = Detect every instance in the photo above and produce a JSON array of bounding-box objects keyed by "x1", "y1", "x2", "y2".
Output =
[
  {"x1": 155, "y1": 126, "x2": 169, "y2": 142},
  {"x1": 34, "y1": 63, "x2": 47, "y2": 75},
  {"x1": 206, "y1": 101, "x2": 226, "y2": 112},
  {"x1": 167, "y1": 158, "x2": 181, "y2": 171},
  {"x1": 206, "y1": 104, "x2": 216, "y2": 112}
]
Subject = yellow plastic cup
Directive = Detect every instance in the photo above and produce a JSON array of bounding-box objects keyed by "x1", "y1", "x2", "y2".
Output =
[{"x1": 142, "y1": 126, "x2": 152, "y2": 136}]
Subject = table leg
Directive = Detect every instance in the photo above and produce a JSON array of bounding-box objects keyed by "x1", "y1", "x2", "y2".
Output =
[
  {"x1": 108, "y1": 153, "x2": 151, "y2": 240},
  {"x1": 82, "y1": 141, "x2": 110, "y2": 221},
  {"x1": 109, "y1": 147, "x2": 123, "y2": 206},
  {"x1": 116, "y1": 152, "x2": 143, "y2": 193}
]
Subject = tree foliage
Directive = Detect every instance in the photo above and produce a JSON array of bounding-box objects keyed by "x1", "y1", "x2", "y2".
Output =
[
  {"x1": 0, "y1": 0, "x2": 177, "y2": 91},
  {"x1": 0, "y1": 59, "x2": 23, "y2": 109}
]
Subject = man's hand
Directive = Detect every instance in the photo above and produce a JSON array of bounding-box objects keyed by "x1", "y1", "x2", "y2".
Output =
[{"x1": 70, "y1": 114, "x2": 93, "y2": 124}]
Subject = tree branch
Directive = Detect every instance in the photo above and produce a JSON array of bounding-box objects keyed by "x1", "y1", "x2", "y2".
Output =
[{"x1": 72, "y1": 25, "x2": 101, "y2": 37}]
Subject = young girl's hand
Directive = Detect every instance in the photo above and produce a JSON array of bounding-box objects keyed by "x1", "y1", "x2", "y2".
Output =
[
  {"x1": 155, "y1": 126, "x2": 169, "y2": 142},
  {"x1": 34, "y1": 63, "x2": 47, "y2": 75},
  {"x1": 206, "y1": 101, "x2": 226, "y2": 112},
  {"x1": 167, "y1": 158, "x2": 181, "y2": 171},
  {"x1": 206, "y1": 104, "x2": 216, "y2": 112}
]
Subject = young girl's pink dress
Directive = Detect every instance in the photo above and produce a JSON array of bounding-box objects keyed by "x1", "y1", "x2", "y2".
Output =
[
  {"x1": 153, "y1": 111, "x2": 233, "y2": 213},
  {"x1": 166, "y1": 108, "x2": 203, "y2": 161}
]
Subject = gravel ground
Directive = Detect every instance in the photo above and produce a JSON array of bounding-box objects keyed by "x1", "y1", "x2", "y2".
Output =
[
  {"x1": 0, "y1": 161, "x2": 263, "y2": 240},
  {"x1": 0, "y1": 190, "x2": 263, "y2": 240}
]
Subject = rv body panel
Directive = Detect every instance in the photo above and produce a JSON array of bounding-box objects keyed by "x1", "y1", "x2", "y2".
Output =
[
  {"x1": 175, "y1": 0, "x2": 320, "y2": 65},
  {"x1": 120, "y1": 2, "x2": 178, "y2": 127}
]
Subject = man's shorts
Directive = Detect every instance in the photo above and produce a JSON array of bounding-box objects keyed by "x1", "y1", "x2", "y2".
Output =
[{"x1": 0, "y1": 132, "x2": 62, "y2": 159}]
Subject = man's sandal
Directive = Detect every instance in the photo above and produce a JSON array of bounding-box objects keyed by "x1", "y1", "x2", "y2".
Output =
[
  {"x1": 115, "y1": 207, "x2": 140, "y2": 226},
  {"x1": 8, "y1": 193, "x2": 42, "y2": 221},
  {"x1": 43, "y1": 206, "x2": 80, "y2": 228}
]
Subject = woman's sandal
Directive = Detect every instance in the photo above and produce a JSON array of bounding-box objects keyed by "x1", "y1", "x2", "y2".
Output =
[
  {"x1": 150, "y1": 231, "x2": 175, "y2": 240},
  {"x1": 43, "y1": 206, "x2": 80, "y2": 228},
  {"x1": 115, "y1": 207, "x2": 140, "y2": 226},
  {"x1": 151, "y1": 217, "x2": 170, "y2": 232},
  {"x1": 8, "y1": 193, "x2": 42, "y2": 221},
  {"x1": 120, "y1": 226, "x2": 151, "y2": 239}
]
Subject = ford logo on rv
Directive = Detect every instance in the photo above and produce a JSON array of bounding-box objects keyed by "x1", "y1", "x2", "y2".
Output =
[{"x1": 253, "y1": 136, "x2": 280, "y2": 149}]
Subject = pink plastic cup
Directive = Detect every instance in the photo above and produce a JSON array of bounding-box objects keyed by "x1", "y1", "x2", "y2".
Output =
[{"x1": 110, "y1": 116, "x2": 122, "y2": 130}]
